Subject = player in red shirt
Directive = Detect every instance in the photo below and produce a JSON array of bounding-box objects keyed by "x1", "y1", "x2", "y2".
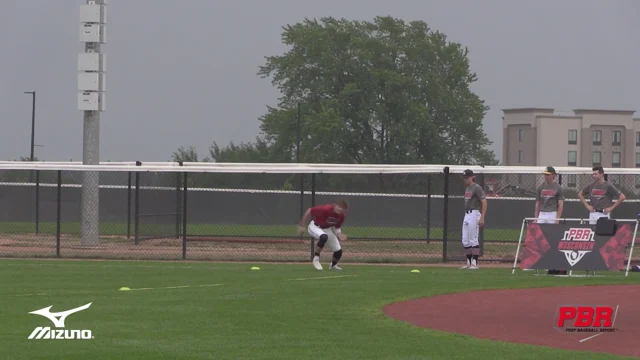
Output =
[{"x1": 297, "y1": 199, "x2": 349, "y2": 270}]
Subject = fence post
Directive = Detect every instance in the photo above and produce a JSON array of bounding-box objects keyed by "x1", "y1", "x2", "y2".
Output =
[
  {"x1": 426, "y1": 174, "x2": 431, "y2": 243},
  {"x1": 442, "y1": 167, "x2": 450, "y2": 262},
  {"x1": 35, "y1": 170, "x2": 40, "y2": 234},
  {"x1": 56, "y1": 170, "x2": 61, "y2": 257},
  {"x1": 175, "y1": 162, "x2": 183, "y2": 239},
  {"x1": 182, "y1": 172, "x2": 188, "y2": 260},
  {"x1": 127, "y1": 171, "x2": 132, "y2": 239},
  {"x1": 310, "y1": 173, "x2": 316, "y2": 260},
  {"x1": 134, "y1": 162, "x2": 141, "y2": 245}
]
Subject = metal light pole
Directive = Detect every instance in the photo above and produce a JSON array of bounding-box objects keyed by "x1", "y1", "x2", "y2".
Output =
[{"x1": 78, "y1": 0, "x2": 107, "y2": 246}]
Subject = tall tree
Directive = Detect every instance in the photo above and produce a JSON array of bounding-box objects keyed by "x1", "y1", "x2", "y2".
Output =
[{"x1": 257, "y1": 16, "x2": 497, "y2": 166}]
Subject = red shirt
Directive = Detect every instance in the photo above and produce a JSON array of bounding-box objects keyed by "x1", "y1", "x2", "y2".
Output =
[{"x1": 310, "y1": 204, "x2": 345, "y2": 229}]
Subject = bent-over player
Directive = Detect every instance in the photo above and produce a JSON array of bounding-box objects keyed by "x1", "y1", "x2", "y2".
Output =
[
  {"x1": 578, "y1": 166, "x2": 625, "y2": 225},
  {"x1": 461, "y1": 170, "x2": 487, "y2": 270},
  {"x1": 297, "y1": 200, "x2": 349, "y2": 271},
  {"x1": 534, "y1": 166, "x2": 564, "y2": 224}
]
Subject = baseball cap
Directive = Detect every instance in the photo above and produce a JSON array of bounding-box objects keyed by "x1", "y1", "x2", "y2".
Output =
[
  {"x1": 543, "y1": 166, "x2": 556, "y2": 175},
  {"x1": 462, "y1": 169, "x2": 474, "y2": 177}
]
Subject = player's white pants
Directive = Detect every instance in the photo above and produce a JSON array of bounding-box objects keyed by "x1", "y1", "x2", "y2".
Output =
[
  {"x1": 462, "y1": 210, "x2": 481, "y2": 248},
  {"x1": 308, "y1": 221, "x2": 342, "y2": 252},
  {"x1": 537, "y1": 211, "x2": 557, "y2": 224},
  {"x1": 589, "y1": 211, "x2": 610, "y2": 225}
]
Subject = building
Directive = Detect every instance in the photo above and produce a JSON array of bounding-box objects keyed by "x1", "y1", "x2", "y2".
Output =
[{"x1": 502, "y1": 108, "x2": 640, "y2": 192}]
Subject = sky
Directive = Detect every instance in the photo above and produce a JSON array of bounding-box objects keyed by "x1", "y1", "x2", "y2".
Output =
[{"x1": 0, "y1": 0, "x2": 638, "y2": 163}]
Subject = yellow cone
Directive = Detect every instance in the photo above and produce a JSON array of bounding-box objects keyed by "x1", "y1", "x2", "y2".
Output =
[
  {"x1": 119, "y1": 287, "x2": 131, "y2": 291},
  {"x1": 251, "y1": 266, "x2": 260, "y2": 271},
  {"x1": 410, "y1": 269, "x2": 420, "y2": 273}
]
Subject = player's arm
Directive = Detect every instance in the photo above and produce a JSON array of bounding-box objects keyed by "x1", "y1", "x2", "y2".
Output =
[
  {"x1": 534, "y1": 185, "x2": 541, "y2": 219},
  {"x1": 578, "y1": 186, "x2": 592, "y2": 211},
  {"x1": 476, "y1": 186, "x2": 487, "y2": 226},
  {"x1": 335, "y1": 223, "x2": 347, "y2": 241},
  {"x1": 297, "y1": 205, "x2": 325, "y2": 233},
  {"x1": 607, "y1": 185, "x2": 625, "y2": 212},
  {"x1": 556, "y1": 186, "x2": 565, "y2": 221}
]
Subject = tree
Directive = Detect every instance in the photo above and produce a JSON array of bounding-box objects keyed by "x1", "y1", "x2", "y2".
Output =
[
  {"x1": 171, "y1": 146, "x2": 207, "y2": 163},
  {"x1": 257, "y1": 16, "x2": 497, "y2": 167}
]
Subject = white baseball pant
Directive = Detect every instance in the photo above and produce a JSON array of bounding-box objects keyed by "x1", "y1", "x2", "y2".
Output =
[
  {"x1": 589, "y1": 211, "x2": 610, "y2": 225},
  {"x1": 308, "y1": 221, "x2": 342, "y2": 252},
  {"x1": 537, "y1": 211, "x2": 557, "y2": 224},
  {"x1": 462, "y1": 210, "x2": 481, "y2": 248}
]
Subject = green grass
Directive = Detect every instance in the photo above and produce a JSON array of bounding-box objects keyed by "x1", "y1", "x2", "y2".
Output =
[
  {"x1": 0, "y1": 221, "x2": 523, "y2": 241},
  {"x1": 0, "y1": 259, "x2": 636, "y2": 360}
]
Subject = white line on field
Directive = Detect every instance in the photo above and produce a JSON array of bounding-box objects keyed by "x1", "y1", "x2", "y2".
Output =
[
  {"x1": 5, "y1": 284, "x2": 224, "y2": 297},
  {"x1": 285, "y1": 275, "x2": 359, "y2": 281},
  {"x1": 579, "y1": 333, "x2": 603, "y2": 343},
  {"x1": 126, "y1": 284, "x2": 224, "y2": 291}
]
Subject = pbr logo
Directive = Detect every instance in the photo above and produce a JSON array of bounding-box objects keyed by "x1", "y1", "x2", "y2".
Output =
[
  {"x1": 558, "y1": 228, "x2": 595, "y2": 266},
  {"x1": 27, "y1": 302, "x2": 94, "y2": 340},
  {"x1": 554, "y1": 304, "x2": 619, "y2": 336}
]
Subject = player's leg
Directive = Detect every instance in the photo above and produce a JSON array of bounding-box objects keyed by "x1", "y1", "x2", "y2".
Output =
[
  {"x1": 468, "y1": 212, "x2": 481, "y2": 269},
  {"x1": 541, "y1": 211, "x2": 558, "y2": 224},
  {"x1": 325, "y1": 230, "x2": 343, "y2": 270},
  {"x1": 589, "y1": 212, "x2": 600, "y2": 225},
  {"x1": 461, "y1": 214, "x2": 471, "y2": 269},
  {"x1": 308, "y1": 221, "x2": 328, "y2": 270}
]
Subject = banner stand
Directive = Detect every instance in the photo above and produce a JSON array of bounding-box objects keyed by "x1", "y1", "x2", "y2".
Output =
[{"x1": 511, "y1": 218, "x2": 639, "y2": 277}]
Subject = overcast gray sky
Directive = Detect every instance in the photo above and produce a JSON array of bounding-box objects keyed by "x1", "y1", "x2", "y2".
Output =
[{"x1": 1, "y1": 0, "x2": 638, "y2": 163}]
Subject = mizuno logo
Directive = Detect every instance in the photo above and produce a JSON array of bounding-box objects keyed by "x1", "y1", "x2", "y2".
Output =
[
  {"x1": 29, "y1": 302, "x2": 92, "y2": 328},
  {"x1": 27, "y1": 302, "x2": 94, "y2": 340}
]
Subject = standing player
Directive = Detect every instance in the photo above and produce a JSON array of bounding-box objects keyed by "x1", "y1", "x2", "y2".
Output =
[
  {"x1": 461, "y1": 170, "x2": 487, "y2": 270},
  {"x1": 297, "y1": 200, "x2": 349, "y2": 271},
  {"x1": 534, "y1": 166, "x2": 565, "y2": 224},
  {"x1": 578, "y1": 166, "x2": 626, "y2": 225}
]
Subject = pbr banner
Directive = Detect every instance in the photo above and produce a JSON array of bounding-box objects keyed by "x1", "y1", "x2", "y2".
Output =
[{"x1": 520, "y1": 223, "x2": 633, "y2": 271}]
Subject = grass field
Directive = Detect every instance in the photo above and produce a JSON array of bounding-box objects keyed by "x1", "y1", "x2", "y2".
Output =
[
  {"x1": 0, "y1": 259, "x2": 637, "y2": 360},
  {"x1": 0, "y1": 221, "x2": 523, "y2": 241}
]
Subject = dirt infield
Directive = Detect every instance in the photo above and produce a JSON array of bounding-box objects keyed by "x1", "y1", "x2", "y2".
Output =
[{"x1": 383, "y1": 285, "x2": 640, "y2": 358}]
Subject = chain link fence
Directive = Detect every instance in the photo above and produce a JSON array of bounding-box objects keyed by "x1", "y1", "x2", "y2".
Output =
[{"x1": 0, "y1": 166, "x2": 638, "y2": 267}]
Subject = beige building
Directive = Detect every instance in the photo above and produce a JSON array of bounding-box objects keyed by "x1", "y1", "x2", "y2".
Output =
[{"x1": 502, "y1": 108, "x2": 640, "y2": 191}]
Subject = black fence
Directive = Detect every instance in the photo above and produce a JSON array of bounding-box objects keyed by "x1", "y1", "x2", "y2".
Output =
[{"x1": 0, "y1": 166, "x2": 639, "y2": 265}]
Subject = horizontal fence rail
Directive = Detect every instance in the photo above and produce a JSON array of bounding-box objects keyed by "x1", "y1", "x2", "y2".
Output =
[{"x1": 0, "y1": 162, "x2": 638, "y2": 267}]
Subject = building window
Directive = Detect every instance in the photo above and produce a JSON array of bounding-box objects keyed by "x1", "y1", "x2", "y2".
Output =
[
  {"x1": 593, "y1": 130, "x2": 602, "y2": 145},
  {"x1": 612, "y1": 131, "x2": 622, "y2": 146},
  {"x1": 612, "y1": 152, "x2": 621, "y2": 167},
  {"x1": 636, "y1": 132, "x2": 640, "y2": 146},
  {"x1": 518, "y1": 129, "x2": 524, "y2": 142},
  {"x1": 592, "y1": 151, "x2": 601, "y2": 166},
  {"x1": 568, "y1": 129, "x2": 577, "y2": 145},
  {"x1": 566, "y1": 174, "x2": 577, "y2": 187},
  {"x1": 518, "y1": 150, "x2": 524, "y2": 163},
  {"x1": 609, "y1": 174, "x2": 620, "y2": 185},
  {"x1": 636, "y1": 153, "x2": 640, "y2": 167},
  {"x1": 567, "y1": 151, "x2": 577, "y2": 166}
]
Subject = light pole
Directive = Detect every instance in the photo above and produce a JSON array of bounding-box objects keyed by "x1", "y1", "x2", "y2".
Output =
[{"x1": 78, "y1": 0, "x2": 106, "y2": 246}]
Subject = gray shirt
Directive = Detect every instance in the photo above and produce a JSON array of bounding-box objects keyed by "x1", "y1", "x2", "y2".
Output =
[
  {"x1": 536, "y1": 182, "x2": 564, "y2": 212},
  {"x1": 464, "y1": 183, "x2": 486, "y2": 211},
  {"x1": 581, "y1": 181, "x2": 621, "y2": 210}
]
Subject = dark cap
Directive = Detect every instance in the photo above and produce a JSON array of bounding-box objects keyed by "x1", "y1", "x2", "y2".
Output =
[
  {"x1": 543, "y1": 166, "x2": 556, "y2": 175},
  {"x1": 462, "y1": 169, "x2": 474, "y2": 177}
]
